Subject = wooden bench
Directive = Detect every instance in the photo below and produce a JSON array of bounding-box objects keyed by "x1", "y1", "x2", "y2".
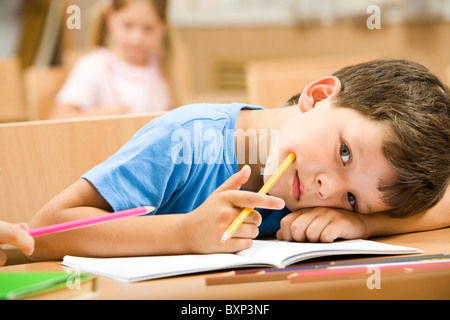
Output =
[{"x1": 0, "y1": 113, "x2": 164, "y2": 225}]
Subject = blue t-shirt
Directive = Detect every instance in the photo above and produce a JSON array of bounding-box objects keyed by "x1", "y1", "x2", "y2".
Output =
[{"x1": 82, "y1": 103, "x2": 290, "y2": 236}]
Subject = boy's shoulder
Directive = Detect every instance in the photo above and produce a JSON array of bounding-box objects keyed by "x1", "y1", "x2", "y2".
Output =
[
  {"x1": 130, "y1": 103, "x2": 264, "y2": 145},
  {"x1": 158, "y1": 103, "x2": 264, "y2": 127}
]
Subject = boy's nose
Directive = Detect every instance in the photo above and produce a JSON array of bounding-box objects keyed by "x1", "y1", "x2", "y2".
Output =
[
  {"x1": 315, "y1": 174, "x2": 337, "y2": 200},
  {"x1": 316, "y1": 178, "x2": 326, "y2": 199}
]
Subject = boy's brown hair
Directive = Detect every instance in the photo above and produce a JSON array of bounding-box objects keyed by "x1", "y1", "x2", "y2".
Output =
[{"x1": 288, "y1": 59, "x2": 450, "y2": 217}]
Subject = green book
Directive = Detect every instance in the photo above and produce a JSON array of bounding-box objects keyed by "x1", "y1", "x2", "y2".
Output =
[{"x1": 0, "y1": 272, "x2": 97, "y2": 300}]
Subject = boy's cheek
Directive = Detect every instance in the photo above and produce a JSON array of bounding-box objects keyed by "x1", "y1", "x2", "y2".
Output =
[
  {"x1": 262, "y1": 155, "x2": 278, "y2": 179},
  {"x1": 268, "y1": 181, "x2": 300, "y2": 212},
  {"x1": 263, "y1": 148, "x2": 297, "y2": 177}
]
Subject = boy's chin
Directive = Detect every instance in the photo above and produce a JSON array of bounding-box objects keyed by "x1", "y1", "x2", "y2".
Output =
[{"x1": 283, "y1": 200, "x2": 302, "y2": 212}]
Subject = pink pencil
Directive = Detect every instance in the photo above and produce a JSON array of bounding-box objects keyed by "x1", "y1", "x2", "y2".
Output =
[
  {"x1": 288, "y1": 260, "x2": 450, "y2": 283},
  {"x1": 28, "y1": 206, "x2": 154, "y2": 237}
]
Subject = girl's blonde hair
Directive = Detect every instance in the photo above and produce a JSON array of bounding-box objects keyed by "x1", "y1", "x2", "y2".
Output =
[{"x1": 91, "y1": 0, "x2": 183, "y2": 107}]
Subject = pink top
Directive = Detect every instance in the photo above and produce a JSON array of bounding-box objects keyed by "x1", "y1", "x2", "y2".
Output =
[{"x1": 56, "y1": 49, "x2": 172, "y2": 113}]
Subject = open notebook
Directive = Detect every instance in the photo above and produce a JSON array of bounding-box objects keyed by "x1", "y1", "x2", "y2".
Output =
[{"x1": 62, "y1": 239, "x2": 422, "y2": 282}]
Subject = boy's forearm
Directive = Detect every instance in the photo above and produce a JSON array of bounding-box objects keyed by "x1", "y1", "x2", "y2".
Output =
[
  {"x1": 365, "y1": 186, "x2": 450, "y2": 237},
  {"x1": 30, "y1": 207, "x2": 190, "y2": 261}
]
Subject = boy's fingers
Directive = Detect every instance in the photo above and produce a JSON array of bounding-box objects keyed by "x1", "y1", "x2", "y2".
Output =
[
  {"x1": 278, "y1": 214, "x2": 295, "y2": 242},
  {"x1": 319, "y1": 223, "x2": 342, "y2": 243},
  {"x1": 230, "y1": 221, "x2": 260, "y2": 239},
  {"x1": 213, "y1": 165, "x2": 251, "y2": 194},
  {"x1": 220, "y1": 238, "x2": 253, "y2": 253},
  {"x1": 276, "y1": 229, "x2": 284, "y2": 240},
  {"x1": 304, "y1": 214, "x2": 332, "y2": 243},
  {"x1": 242, "y1": 210, "x2": 262, "y2": 226},
  {"x1": 228, "y1": 190, "x2": 285, "y2": 211},
  {"x1": 278, "y1": 211, "x2": 305, "y2": 242}
]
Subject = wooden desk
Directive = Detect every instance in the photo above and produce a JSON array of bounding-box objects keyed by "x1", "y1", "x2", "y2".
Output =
[{"x1": 2, "y1": 228, "x2": 450, "y2": 300}]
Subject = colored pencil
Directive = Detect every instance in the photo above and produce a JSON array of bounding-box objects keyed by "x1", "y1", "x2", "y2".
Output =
[
  {"x1": 221, "y1": 153, "x2": 296, "y2": 242},
  {"x1": 204, "y1": 254, "x2": 450, "y2": 285},
  {"x1": 288, "y1": 259, "x2": 450, "y2": 283},
  {"x1": 28, "y1": 206, "x2": 155, "y2": 237}
]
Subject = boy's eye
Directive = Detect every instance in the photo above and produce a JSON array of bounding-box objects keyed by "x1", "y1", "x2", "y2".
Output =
[
  {"x1": 340, "y1": 143, "x2": 351, "y2": 164},
  {"x1": 347, "y1": 192, "x2": 357, "y2": 211}
]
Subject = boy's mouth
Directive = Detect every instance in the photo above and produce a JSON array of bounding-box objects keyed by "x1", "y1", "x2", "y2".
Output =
[{"x1": 292, "y1": 171, "x2": 303, "y2": 201}]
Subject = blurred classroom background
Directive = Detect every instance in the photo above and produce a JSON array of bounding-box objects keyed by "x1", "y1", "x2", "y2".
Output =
[{"x1": 1, "y1": 0, "x2": 450, "y2": 122}]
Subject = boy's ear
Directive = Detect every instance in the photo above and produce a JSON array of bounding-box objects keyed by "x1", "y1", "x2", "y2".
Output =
[{"x1": 297, "y1": 76, "x2": 342, "y2": 113}]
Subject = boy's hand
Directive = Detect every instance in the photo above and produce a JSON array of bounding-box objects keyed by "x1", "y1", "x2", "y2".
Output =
[
  {"x1": 185, "y1": 165, "x2": 285, "y2": 254},
  {"x1": 276, "y1": 208, "x2": 370, "y2": 243}
]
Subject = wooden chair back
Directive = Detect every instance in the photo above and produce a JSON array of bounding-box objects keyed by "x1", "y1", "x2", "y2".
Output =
[
  {"x1": 246, "y1": 55, "x2": 379, "y2": 108},
  {"x1": 0, "y1": 57, "x2": 27, "y2": 122},
  {"x1": 24, "y1": 66, "x2": 69, "y2": 120},
  {"x1": 0, "y1": 113, "x2": 164, "y2": 223}
]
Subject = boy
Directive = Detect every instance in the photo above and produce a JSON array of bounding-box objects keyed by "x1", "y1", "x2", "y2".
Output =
[{"x1": 29, "y1": 59, "x2": 450, "y2": 260}]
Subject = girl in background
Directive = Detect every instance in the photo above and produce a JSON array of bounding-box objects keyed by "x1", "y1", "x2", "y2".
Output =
[{"x1": 52, "y1": 0, "x2": 183, "y2": 118}]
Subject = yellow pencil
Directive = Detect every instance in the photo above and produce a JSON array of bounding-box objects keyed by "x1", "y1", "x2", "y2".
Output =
[{"x1": 221, "y1": 153, "x2": 296, "y2": 242}]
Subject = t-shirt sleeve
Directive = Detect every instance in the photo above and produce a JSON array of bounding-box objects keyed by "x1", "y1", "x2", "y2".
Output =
[
  {"x1": 81, "y1": 117, "x2": 191, "y2": 213},
  {"x1": 55, "y1": 55, "x2": 101, "y2": 110}
]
